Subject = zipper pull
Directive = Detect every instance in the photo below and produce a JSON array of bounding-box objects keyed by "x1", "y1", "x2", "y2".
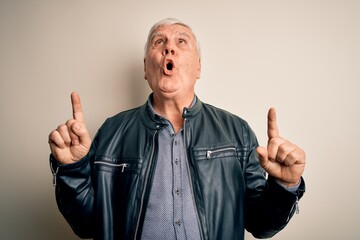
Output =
[
  {"x1": 121, "y1": 163, "x2": 128, "y2": 172},
  {"x1": 295, "y1": 196, "x2": 300, "y2": 214},
  {"x1": 52, "y1": 172, "x2": 57, "y2": 186},
  {"x1": 50, "y1": 162, "x2": 59, "y2": 187},
  {"x1": 206, "y1": 150, "x2": 212, "y2": 159}
]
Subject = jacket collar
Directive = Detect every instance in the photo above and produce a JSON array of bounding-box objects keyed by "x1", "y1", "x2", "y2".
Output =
[
  {"x1": 140, "y1": 93, "x2": 202, "y2": 130},
  {"x1": 182, "y1": 95, "x2": 202, "y2": 118}
]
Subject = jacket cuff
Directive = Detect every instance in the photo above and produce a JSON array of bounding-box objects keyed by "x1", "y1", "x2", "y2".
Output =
[
  {"x1": 49, "y1": 154, "x2": 89, "y2": 170},
  {"x1": 268, "y1": 176, "x2": 306, "y2": 198},
  {"x1": 49, "y1": 154, "x2": 89, "y2": 185}
]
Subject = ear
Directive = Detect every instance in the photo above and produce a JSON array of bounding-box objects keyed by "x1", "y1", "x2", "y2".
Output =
[
  {"x1": 196, "y1": 58, "x2": 201, "y2": 79},
  {"x1": 143, "y1": 58, "x2": 147, "y2": 80}
]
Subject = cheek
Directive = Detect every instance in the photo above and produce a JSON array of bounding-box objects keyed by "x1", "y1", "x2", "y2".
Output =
[
  {"x1": 145, "y1": 59, "x2": 157, "y2": 76},
  {"x1": 185, "y1": 56, "x2": 201, "y2": 75}
]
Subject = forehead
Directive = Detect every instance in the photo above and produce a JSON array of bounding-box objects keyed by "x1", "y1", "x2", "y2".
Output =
[{"x1": 152, "y1": 24, "x2": 194, "y2": 39}]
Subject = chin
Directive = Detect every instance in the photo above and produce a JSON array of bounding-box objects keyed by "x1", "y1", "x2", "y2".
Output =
[{"x1": 158, "y1": 90, "x2": 179, "y2": 97}]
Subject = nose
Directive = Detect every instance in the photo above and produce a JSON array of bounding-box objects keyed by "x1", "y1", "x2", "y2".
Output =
[
  {"x1": 163, "y1": 43, "x2": 175, "y2": 56},
  {"x1": 164, "y1": 49, "x2": 175, "y2": 55}
]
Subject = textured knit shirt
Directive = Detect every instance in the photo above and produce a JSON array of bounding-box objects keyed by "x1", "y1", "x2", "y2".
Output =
[{"x1": 141, "y1": 96, "x2": 201, "y2": 240}]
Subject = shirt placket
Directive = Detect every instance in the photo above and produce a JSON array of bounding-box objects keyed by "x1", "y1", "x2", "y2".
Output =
[{"x1": 172, "y1": 132, "x2": 186, "y2": 239}]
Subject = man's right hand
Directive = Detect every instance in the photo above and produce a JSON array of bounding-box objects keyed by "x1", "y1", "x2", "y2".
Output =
[{"x1": 48, "y1": 92, "x2": 92, "y2": 164}]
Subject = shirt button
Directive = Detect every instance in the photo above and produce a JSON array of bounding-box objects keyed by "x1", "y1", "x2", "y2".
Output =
[
  {"x1": 175, "y1": 159, "x2": 179, "y2": 165},
  {"x1": 175, "y1": 219, "x2": 181, "y2": 226},
  {"x1": 175, "y1": 188, "x2": 180, "y2": 195},
  {"x1": 174, "y1": 140, "x2": 178, "y2": 146}
]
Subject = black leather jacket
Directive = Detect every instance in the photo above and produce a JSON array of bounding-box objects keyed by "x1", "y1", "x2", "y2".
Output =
[{"x1": 50, "y1": 97, "x2": 305, "y2": 240}]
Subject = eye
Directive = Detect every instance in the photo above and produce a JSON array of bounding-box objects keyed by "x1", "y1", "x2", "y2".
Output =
[
  {"x1": 178, "y1": 39, "x2": 187, "y2": 44},
  {"x1": 154, "y1": 38, "x2": 165, "y2": 46}
]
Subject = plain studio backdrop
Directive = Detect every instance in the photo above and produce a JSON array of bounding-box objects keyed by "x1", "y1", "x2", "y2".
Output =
[{"x1": 1, "y1": 1, "x2": 359, "y2": 239}]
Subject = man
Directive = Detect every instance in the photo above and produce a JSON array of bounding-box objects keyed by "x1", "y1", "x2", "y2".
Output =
[{"x1": 49, "y1": 18, "x2": 306, "y2": 240}]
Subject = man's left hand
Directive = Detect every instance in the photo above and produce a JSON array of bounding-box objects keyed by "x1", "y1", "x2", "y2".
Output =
[{"x1": 256, "y1": 108, "x2": 306, "y2": 187}]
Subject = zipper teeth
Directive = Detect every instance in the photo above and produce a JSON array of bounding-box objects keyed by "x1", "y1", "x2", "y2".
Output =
[
  {"x1": 206, "y1": 147, "x2": 236, "y2": 159},
  {"x1": 94, "y1": 161, "x2": 128, "y2": 167},
  {"x1": 295, "y1": 196, "x2": 300, "y2": 214},
  {"x1": 286, "y1": 196, "x2": 300, "y2": 223},
  {"x1": 134, "y1": 130, "x2": 157, "y2": 239},
  {"x1": 94, "y1": 161, "x2": 128, "y2": 172},
  {"x1": 183, "y1": 118, "x2": 204, "y2": 240}
]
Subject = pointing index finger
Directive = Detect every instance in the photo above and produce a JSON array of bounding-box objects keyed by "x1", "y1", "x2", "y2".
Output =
[
  {"x1": 71, "y1": 92, "x2": 84, "y2": 121},
  {"x1": 267, "y1": 107, "x2": 279, "y2": 139}
]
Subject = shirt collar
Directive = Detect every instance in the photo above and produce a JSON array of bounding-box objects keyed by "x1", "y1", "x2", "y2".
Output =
[{"x1": 146, "y1": 93, "x2": 197, "y2": 122}]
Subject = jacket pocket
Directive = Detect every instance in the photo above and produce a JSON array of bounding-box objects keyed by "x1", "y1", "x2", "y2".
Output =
[
  {"x1": 190, "y1": 143, "x2": 248, "y2": 237},
  {"x1": 190, "y1": 143, "x2": 249, "y2": 183},
  {"x1": 92, "y1": 155, "x2": 143, "y2": 237},
  {"x1": 206, "y1": 146, "x2": 237, "y2": 159},
  {"x1": 94, "y1": 156, "x2": 142, "y2": 175},
  {"x1": 191, "y1": 143, "x2": 248, "y2": 163}
]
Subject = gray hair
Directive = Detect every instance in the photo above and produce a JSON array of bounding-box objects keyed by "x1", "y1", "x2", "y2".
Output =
[{"x1": 144, "y1": 18, "x2": 201, "y2": 59}]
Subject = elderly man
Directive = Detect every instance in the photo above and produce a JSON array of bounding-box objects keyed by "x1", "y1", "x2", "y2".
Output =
[{"x1": 49, "y1": 18, "x2": 306, "y2": 240}]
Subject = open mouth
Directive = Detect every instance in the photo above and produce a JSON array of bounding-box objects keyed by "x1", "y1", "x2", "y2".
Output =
[
  {"x1": 166, "y1": 61, "x2": 173, "y2": 71},
  {"x1": 163, "y1": 59, "x2": 175, "y2": 75}
]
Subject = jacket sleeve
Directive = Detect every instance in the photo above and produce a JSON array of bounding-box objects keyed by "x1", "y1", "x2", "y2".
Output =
[
  {"x1": 243, "y1": 126, "x2": 305, "y2": 239},
  {"x1": 49, "y1": 152, "x2": 95, "y2": 239}
]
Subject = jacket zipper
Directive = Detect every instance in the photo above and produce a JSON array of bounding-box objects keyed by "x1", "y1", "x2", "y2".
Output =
[
  {"x1": 94, "y1": 161, "x2": 128, "y2": 172},
  {"x1": 286, "y1": 196, "x2": 300, "y2": 223},
  {"x1": 295, "y1": 196, "x2": 300, "y2": 214},
  {"x1": 206, "y1": 147, "x2": 237, "y2": 159},
  {"x1": 183, "y1": 117, "x2": 205, "y2": 240},
  {"x1": 134, "y1": 130, "x2": 158, "y2": 239},
  {"x1": 50, "y1": 161, "x2": 60, "y2": 186}
]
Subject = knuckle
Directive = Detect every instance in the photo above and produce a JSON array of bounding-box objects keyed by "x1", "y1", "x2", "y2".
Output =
[
  {"x1": 49, "y1": 130, "x2": 57, "y2": 138},
  {"x1": 278, "y1": 145, "x2": 286, "y2": 154},
  {"x1": 57, "y1": 124, "x2": 67, "y2": 132},
  {"x1": 66, "y1": 119, "x2": 75, "y2": 127},
  {"x1": 293, "y1": 150, "x2": 305, "y2": 162},
  {"x1": 49, "y1": 130, "x2": 60, "y2": 142}
]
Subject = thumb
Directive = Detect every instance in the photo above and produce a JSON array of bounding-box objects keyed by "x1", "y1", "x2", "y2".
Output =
[
  {"x1": 256, "y1": 146, "x2": 269, "y2": 169},
  {"x1": 71, "y1": 122, "x2": 91, "y2": 147}
]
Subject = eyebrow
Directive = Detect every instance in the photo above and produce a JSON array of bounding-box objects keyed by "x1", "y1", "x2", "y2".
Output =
[
  {"x1": 150, "y1": 32, "x2": 164, "y2": 40},
  {"x1": 178, "y1": 31, "x2": 191, "y2": 39},
  {"x1": 150, "y1": 31, "x2": 192, "y2": 42}
]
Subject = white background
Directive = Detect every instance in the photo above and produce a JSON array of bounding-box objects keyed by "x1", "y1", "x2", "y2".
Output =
[{"x1": 1, "y1": 0, "x2": 359, "y2": 239}]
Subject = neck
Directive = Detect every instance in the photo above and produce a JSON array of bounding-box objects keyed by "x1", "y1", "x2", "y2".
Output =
[{"x1": 152, "y1": 93, "x2": 194, "y2": 133}]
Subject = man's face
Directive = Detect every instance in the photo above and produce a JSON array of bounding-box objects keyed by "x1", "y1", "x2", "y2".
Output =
[{"x1": 144, "y1": 24, "x2": 201, "y2": 100}]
